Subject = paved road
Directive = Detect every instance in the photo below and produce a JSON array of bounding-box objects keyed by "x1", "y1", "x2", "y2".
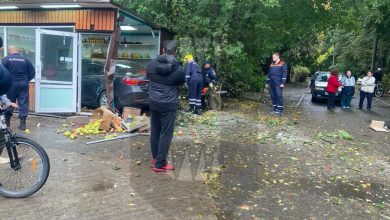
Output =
[
  {"x1": 284, "y1": 84, "x2": 390, "y2": 156},
  {"x1": 0, "y1": 117, "x2": 216, "y2": 220},
  {"x1": 0, "y1": 85, "x2": 388, "y2": 219}
]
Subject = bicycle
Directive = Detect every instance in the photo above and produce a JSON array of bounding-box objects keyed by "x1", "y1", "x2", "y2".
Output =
[
  {"x1": 374, "y1": 82, "x2": 384, "y2": 98},
  {"x1": 0, "y1": 105, "x2": 50, "y2": 198}
]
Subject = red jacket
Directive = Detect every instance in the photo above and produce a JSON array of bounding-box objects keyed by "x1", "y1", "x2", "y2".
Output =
[{"x1": 326, "y1": 75, "x2": 342, "y2": 93}]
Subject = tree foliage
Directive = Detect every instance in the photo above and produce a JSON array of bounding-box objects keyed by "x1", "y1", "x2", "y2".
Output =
[{"x1": 115, "y1": 0, "x2": 390, "y2": 93}]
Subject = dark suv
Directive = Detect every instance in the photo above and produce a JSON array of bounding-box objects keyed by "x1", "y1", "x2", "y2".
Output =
[
  {"x1": 81, "y1": 58, "x2": 149, "y2": 110},
  {"x1": 310, "y1": 71, "x2": 342, "y2": 102}
]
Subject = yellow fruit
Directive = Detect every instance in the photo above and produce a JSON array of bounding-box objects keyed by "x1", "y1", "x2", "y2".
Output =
[{"x1": 64, "y1": 131, "x2": 71, "y2": 137}]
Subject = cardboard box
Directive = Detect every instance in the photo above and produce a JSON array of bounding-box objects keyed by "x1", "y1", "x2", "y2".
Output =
[
  {"x1": 370, "y1": 120, "x2": 389, "y2": 132},
  {"x1": 122, "y1": 107, "x2": 141, "y2": 119},
  {"x1": 91, "y1": 107, "x2": 116, "y2": 131}
]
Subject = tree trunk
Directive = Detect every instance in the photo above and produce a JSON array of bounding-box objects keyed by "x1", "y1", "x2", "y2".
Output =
[
  {"x1": 371, "y1": 35, "x2": 378, "y2": 71},
  {"x1": 104, "y1": 19, "x2": 122, "y2": 109}
]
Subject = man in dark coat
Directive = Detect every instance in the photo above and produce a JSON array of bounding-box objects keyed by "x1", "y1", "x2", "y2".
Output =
[
  {"x1": 2, "y1": 46, "x2": 35, "y2": 130},
  {"x1": 0, "y1": 37, "x2": 12, "y2": 97},
  {"x1": 373, "y1": 68, "x2": 383, "y2": 84},
  {"x1": 146, "y1": 41, "x2": 185, "y2": 172}
]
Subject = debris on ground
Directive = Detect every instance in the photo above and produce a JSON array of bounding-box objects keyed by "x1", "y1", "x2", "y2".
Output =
[
  {"x1": 317, "y1": 130, "x2": 353, "y2": 140},
  {"x1": 59, "y1": 107, "x2": 150, "y2": 141},
  {"x1": 370, "y1": 120, "x2": 390, "y2": 132}
]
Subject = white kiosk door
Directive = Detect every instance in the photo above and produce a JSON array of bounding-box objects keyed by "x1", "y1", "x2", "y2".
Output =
[{"x1": 35, "y1": 29, "x2": 78, "y2": 113}]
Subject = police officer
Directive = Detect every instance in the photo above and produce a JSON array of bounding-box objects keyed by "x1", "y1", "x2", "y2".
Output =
[
  {"x1": 203, "y1": 60, "x2": 218, "y2": 87},
  {"x1": 267, "y1": 52, "x2": 287, "y2": 116},
  {"x1": 2, "y1": 46, "x2": 35, "y2": 130},
  {"x1": 185, "y1": 55, "x2": 203, "y2": 115},
  {"x1": 201, "y1": 61, "x2": 219, "y2": 110}
]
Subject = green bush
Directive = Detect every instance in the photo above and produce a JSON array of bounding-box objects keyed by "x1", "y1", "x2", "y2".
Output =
[{"x1": 291, "y1": 65, "x2": 311, "y2": 83}]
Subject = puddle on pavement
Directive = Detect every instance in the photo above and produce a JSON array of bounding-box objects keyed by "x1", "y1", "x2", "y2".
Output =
[{"x1": 91, "y1": 181, "x2": 114, "y2": 192}]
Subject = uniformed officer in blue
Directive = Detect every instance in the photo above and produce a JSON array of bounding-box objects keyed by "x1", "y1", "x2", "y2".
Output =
[
  {"x1": 267, "y1": 52, "x2": 287, "y2": 116},
  {"x1": 2, "y1": 46, "x2": 35, "y2": 130},
  {"x1": 185, "y1": 54, "x2": 203, "y2": 115},
  {"x1": 203, "y1": 60, "x2": 218, "y2": 87}
]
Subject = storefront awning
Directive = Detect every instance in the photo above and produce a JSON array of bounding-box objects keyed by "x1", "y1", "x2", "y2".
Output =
[{"x1": 0, "y1": 0, "x2": 173, "y2": 33}]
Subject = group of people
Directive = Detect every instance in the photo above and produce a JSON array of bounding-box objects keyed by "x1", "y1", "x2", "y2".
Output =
[
  {"x1": 326, "y1": 68, "x2": 382, "y2": 111},
  {"x1": 146, "y1": 45, "x2": 287, "y2": 172},
  {"x1": 184, "y1": 54, "x2": 218, "y2": 115},
  {"x1": 0, "y1": 37, "x2": 35, "y2": 130},
  {"x1": 146, "y1": 41, "x2": 221, "y2": 172}
]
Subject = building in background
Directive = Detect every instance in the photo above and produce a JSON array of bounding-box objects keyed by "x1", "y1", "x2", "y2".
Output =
[{"x1": 0, "y1": 0, "x2": 173, "y2": 113}]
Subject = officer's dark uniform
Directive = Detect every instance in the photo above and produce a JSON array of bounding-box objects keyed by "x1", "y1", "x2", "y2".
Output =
[
  {"x1": 203, "y1": 66, "x2": 218, "y2": 87},
  {"x1": 2, "y1": 53, "x2": 35, "y2": 129},
  {"x1": 201, "y1": 65, "x2": 219, "y2": 109},
  {"x1": 186, "y1": 61, "x2": 203, "y2": 114},
  {"x1": 267, "y1": 60, "x2": 287, "y2": 114}
]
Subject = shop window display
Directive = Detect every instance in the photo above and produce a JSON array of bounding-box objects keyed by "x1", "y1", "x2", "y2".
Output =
[
  {"x1": 6, "y1": 27, "x2": 36, "y2": 66},
  {"x1": 81, "y1": 34, "x2": 159, "y2": 69}
]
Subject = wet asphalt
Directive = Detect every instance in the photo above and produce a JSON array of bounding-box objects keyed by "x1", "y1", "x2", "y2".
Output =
[{"x1": 0, "y1": 83, "x2": 388, "y2": 219}]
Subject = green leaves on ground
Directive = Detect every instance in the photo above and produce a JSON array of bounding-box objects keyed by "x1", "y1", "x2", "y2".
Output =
[{"x1": 317, "y1": 130, "x2": 353, "y2": 140}]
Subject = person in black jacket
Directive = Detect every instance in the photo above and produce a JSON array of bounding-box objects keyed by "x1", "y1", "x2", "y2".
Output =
[
  {"x1": 146, "y1": 41, "x2": 185, "y2": 172},
  {"x1": 2, "y1": 45, "x2": 35, "y2": 130},
  {"x1": 373, "y1": 68, "x2": 383, "y2": 83},
  {"x1": 0, "y1": 37, "x2": 17, "y2": 128},
  {"x1": 0, "y1": 37, "x2": 12, "y2": 97}
]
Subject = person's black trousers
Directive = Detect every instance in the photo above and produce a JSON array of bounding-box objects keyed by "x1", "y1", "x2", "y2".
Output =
[
  {"x1": 150, "y1": 110, "x2": 176, "y2": 168},
  {"x1": 5, "y1": 81, "x2": 29, "y2": 119},
  {"x1": 327, "y1": 92, "x2": 336, "y2": 109},
  {"x1": 359, "y1": 91, "x2": 373, "y2": 110}
]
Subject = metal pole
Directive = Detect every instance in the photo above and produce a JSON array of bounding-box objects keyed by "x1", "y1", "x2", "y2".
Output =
[{"x1": 86, "y1": 133, "x2": 140, "y2": 145}]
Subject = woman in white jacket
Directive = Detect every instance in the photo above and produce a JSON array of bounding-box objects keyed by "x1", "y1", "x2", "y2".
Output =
[{"x1": 358, "y1": 71, "x2": 376, "y2": 111}]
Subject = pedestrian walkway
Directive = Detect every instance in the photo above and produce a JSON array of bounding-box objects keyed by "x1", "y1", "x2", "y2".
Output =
[{"x1": 0, "y1": 116, "x2": 217, "y2": 220}]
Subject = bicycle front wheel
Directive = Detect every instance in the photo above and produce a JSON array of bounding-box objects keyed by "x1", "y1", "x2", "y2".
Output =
[
  {"x1": 375, "y1": 88, "x2": 384, "y2": 97},
  {"x1": 0, "y1": 137, "x2": 50, "y2": 198}
]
